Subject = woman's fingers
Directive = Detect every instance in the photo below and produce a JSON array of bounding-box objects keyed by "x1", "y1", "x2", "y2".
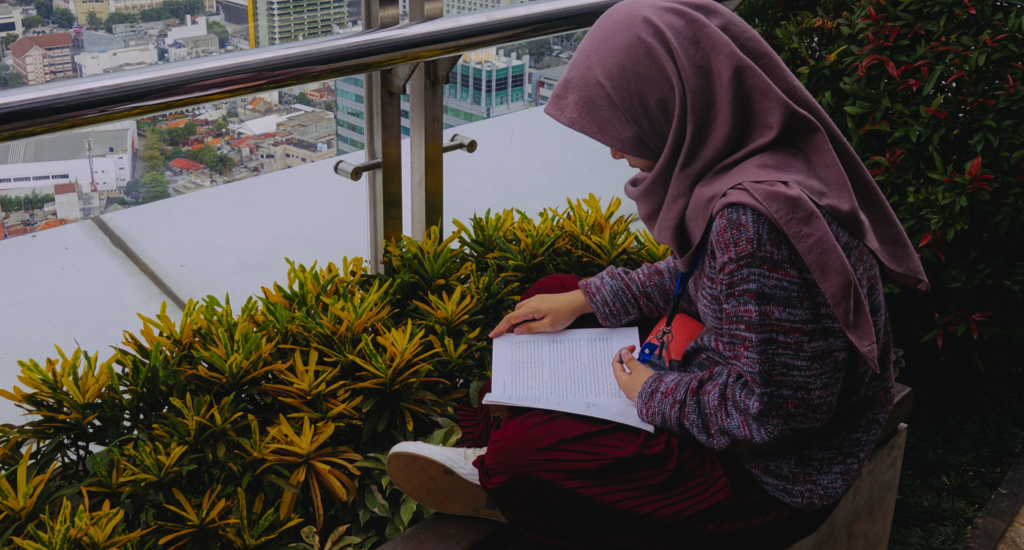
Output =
[{"x1": 489, "y1": 307, "x2": 542, "y2": 338}]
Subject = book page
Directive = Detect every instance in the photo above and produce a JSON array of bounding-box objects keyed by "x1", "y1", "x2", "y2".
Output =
[{"x1": 482, "y1": 328, "x2": 654, "y2": 432}]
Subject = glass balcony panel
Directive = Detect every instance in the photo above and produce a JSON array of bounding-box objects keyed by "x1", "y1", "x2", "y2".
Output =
[{"x1": 0, "y1": 93, "x2": 637, "y2": 424}]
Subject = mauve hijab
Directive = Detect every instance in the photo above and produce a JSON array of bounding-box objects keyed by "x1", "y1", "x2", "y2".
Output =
[{"x1": 545, "y1": 0, "x2": 928, "y2": 371}]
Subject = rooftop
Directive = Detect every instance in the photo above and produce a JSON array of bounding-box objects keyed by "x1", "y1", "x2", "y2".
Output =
[
  {"x1": 0, "y1": 129, "x2": 130, "y2": 164},
  {"x1": 169, "y1": 158, "x2": 206, "y2": 171},
  {"x1": 10, "y1": 33, "x2": 73, "y2": 59}
]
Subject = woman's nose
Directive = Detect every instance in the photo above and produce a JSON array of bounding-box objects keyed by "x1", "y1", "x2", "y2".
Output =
[{"x1": 610, "y1": 148, "x2": 625, "y2": 160}]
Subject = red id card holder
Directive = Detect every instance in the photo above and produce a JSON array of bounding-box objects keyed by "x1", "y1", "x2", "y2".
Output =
[{"x1": 643, "y1": 313, "x2": 704, "y2": 362}]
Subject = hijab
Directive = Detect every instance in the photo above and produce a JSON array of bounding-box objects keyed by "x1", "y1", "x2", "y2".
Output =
[{"x1": 544, "y1": 0, "x2": 928, "y2": 371}]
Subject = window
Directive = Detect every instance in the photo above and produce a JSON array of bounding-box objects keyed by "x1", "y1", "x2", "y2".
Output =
[
  {"x1": 51, "y1": 174, "x2": 70, "y2": 179},
  {"x1": 339, "y1": 135, "x2": 364, "y2": 149},
  {"x1": 339, "y1": 120, "x2": 365, "y2": 135},
  {"x1": 301, "y1": 157, "x2": 307, "y2": 162},
  {"x1": 32, "y1": 176, "x2": 51, "y2": 181},
  {"x1": 495, "y1": 78, "x2": 508, "y2": 92},
  {"x1": 449, "y1": 71, "x2": 457, "y2": 86},
  {"x1": 339, "y1": 89, "x2": 364, "y2": 103},
  {"x1": 0, "y1": 178, "x2": 10, "y2": 183},
  {"x1": 511, "y1": 73, "x2": 524, "y2": 89},
  {"x1": 460, "y1": 72, "x2": 470, "y2": 88},
  {"x1": 472, "y1": 76, "x2": 483, "y2": 92},
  {"x1": 340, "y1": 105, "x2": 364, "y2": 119}
]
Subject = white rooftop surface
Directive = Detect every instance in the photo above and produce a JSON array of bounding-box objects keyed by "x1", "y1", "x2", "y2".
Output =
[{"x1": 0, "y1": 107, "x2": 640, "y2": 425}]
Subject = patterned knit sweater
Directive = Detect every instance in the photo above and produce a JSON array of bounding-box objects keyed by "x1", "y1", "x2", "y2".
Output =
[{"x1": 578, "y1": 205, "x2": 894, "y2": 510}]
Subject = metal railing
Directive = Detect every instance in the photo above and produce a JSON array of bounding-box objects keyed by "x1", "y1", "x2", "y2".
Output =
[{"x1": 0, "y1": 0, "x2": 621, "y2": 271}]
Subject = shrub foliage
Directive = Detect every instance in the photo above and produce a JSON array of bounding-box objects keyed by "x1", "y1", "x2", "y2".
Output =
[
  {"x1": 738, "y1": 0, "x2": 1024, "y2": 356},
  {"x1": 0, "y1": 196, "x2": 668, "y2": 549}
]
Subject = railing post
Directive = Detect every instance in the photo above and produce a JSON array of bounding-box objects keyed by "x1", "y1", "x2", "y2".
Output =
[
  {"x1": 409, "y1": 0, "x2": 458, "y2": 240},
  {"x1": 363, "y1": 0, "x2": 401, "y2": 274}
]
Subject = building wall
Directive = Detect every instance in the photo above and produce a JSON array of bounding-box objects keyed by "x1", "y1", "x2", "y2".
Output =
[
  {"x1": 15, "y1": 44, "x2": 75, "y2": 85},
  {"x1": 443, "y1": 0, "x2": 525, "y2": 16},
  {"x1": 73, "y1": 0, "x2": 111, "y2": 25},
  {"x1": 0, "y1": 7, "x2": 24, "y2": 36},
  {"x1": 165, "y1": 16, "x2": 208, "y2": 46},
  {"x1": 249, "y1": 0, "x2": 346, "y2": 48},
  {"x1": 0, "y1": 155, "x2": 130, "y2": 193},
  {"x1": 55, "y1": 190, "x2": 82, "y2": 220},
  {"x1": 112, "y1": 0, "x2": 215, "y2": 13},
  {"x1": 75, "y1": 45, "x2": 157, "y2": 76}
]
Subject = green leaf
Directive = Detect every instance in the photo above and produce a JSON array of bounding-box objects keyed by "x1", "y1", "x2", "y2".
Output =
[
  {"x1": 400, "y1": 494, "x2": 417, "y2": 527},
  {"x1": 384, "y1": 518, "x2": 404, "y2": 540},
  {"x1": 365, "y1": 485, "x2": 391, "y2": 517}
]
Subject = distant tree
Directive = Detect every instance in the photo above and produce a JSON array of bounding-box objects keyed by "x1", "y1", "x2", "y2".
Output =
[
  {"x1": 139, "y1": 172, "x2": 169, "y2": 203},
  {"x1": 183, "y1": 121, "x2": 198, "y2": 137},
  {"x1": 208, "y1": 19, "x2": 228, "y2": 45},
  {"x1": 1, "y1": 33, "x2": 17, "y2": 49},
  {"x1": 103, "y1": 11, "x2": 137, "y2": 33},
  {"x1": 0, "y1": 190, "x2": 55, "y2": 213},
  {"x1": 22, "y1": 15, "x2": 44, "y2": 29},
  {"x1": 138, "y1": 7, "x2": 169, "y2": 21},
  {"x1": 52, "y1": 8, "x2": 75, "y2": 28},
  {"x1": 182, "y1": 0, "x2": 206, "y2": 15},
  {"x1": 297, "y1": 91, "x2": 311, "y2": 106},
  {"x1": 123, "y1": 179, "x2": 140, "y2": 201},
  {"x1": 167, "y1": 146, "x2": 185, "y2": 160},
  {"x1": 324, "y1": 102, "x2": 335, "y2": 112},
  {"x1": 33, "y1": 0, "x2": 52, "y2": 19},
  {"x1": 162, "y1": 0, "x2": 186, "y2": 21},
  {"x1": 85, "y1": 9, "x2": 101, "y2": 29},
  {"x1": 214, "y1": 118, "x2": 228, "y2": 131},
  {"x1": 1, "y1": 70, "x2": 24, "y2": 89},
  {"x1": 141, "y1": 134, "x2": 166, "y2": 173},
  {"x1": 509, "y1": 38, "x2": 554, "y2": 63}
]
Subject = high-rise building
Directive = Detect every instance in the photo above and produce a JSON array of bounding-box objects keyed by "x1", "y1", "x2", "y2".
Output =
[
  {"x1": 443, "y1": 0, "x2": 526, "y2": 16},
  {"x1": 334, "y1": 48, "x2": 530, "y2": 154},
  {"x1": 248, "y1": 0, "x2": 346, "y2": 48}
]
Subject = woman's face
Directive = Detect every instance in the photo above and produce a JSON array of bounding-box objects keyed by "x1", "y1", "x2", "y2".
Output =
[{"x1": 610, "y1": 148, "x2": 657, "y2": 173}]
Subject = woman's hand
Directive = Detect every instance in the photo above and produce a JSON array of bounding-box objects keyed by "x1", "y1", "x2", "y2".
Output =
[
  {"x1": 612, "y1": 346, "x2": 655, "y2": 402},
  {"x1": 488, "y1": 290, "x2": 594, "y2": 338}
]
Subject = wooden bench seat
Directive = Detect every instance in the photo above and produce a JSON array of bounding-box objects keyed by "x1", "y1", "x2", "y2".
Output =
[{"x1": 379, "y1": 384, "x2": 913, "y2": 550}]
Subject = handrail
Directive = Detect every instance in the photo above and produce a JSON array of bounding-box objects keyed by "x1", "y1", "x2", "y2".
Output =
[{"x1": 0, "y1": 0, "x2": 619, "y2": 143}]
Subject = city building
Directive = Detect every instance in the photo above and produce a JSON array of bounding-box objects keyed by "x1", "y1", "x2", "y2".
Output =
[
  {"x1": 109, "y1": 0, "x2": 215, "y2": 15},
  {"x1": 443, "y1": 0, "x2": 526, "y2": 16},
  {"x1": 257, "y1": 136, "x2": 335, "y2": 172},
  {"x1": 527, "y1": 63, "x2": 566, "y2": 107},
  {"x1": 334, "y1": 48, "x2": 530, "y2": 154},
  {"x1": 74, "y1": 44, "x2": 157, "y2": 76},
  {"x1": 164, "y1": 15, "x2": 208, "y2": 46},
  {"x1": 305, "y1": 86, "x2": 334, "y2": 105},
  {"x1": 73, "y1": 0, "x2": 111, "y2": 25},
  {"x1": 54, "y1": 182, "x2": 82, "y2": 220},
  {"x1": 0, "y1": 5, "x2": 23, "y2": 37},
  {"x1": 10, "y1": 33, "x2": 75, "y2": 86},
  {"x1": 54, "y1": 0, "x2": 112, "y2": 26},
  {"x1": 217, "y1": 0, "x2": 249, "y2": 24},
  {"x1": 248, "y1": 0, "x2": 346, "y2": 48},
  {"x1": 0, "y1": 127, "x2": 137, "y2": 194},
  {"x1": 168, "y1": 33, "x2": 219, "y2": 60}
]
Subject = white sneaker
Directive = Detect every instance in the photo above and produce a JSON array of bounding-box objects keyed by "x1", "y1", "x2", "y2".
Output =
[{"x1": 387, "y1": 441, "x2": 505, "y2": 521}]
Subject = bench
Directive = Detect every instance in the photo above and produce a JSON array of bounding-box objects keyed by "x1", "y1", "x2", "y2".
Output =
[{"x1": 380, "y1": 384, "x2": 913, "y2": 550}]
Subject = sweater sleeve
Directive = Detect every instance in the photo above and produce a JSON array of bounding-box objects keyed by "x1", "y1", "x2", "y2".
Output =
[
  {"x1": 634, "y1": 250, "x2": 849, "y2": 451},
  {"x1": 577, "y1": 257, "x2": 699, "y2": 327}
]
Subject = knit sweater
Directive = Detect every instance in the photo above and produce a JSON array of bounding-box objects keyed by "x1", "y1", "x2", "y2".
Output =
[{"x1": 578, "y1": 205, "x2": 894, "y2": 510}]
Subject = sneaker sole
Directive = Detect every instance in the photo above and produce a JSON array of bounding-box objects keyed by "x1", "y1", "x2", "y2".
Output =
[{"x1": 387, "y1": 450, "x2": 506, "y2": 522}]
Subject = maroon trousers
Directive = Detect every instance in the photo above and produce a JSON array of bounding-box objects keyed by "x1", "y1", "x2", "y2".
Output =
[{"x1": 455, "y1": 275, "x2": 835, "y2": 550}]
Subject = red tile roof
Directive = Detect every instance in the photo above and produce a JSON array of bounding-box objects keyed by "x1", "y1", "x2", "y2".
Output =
[
  {"x1": 6, "y1": 226, "x2": 31, "y2": 237},
  {"x1": 10, "y1": 33, "x2": 73, "y2": 59},
  {"x1": 54, "y1": 183, "x2": 77, "y2": 195},
  {"x1": 36, "y1": 218, "x2": 72, "y2": 231},
  {"x1": 170, "y1": 158, "x2": 205, "y2": 171}
]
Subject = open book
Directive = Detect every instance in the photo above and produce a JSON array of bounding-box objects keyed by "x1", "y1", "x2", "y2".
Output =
[{"x1": 481, "y1": 327, "x2": 655, "y2": 432}]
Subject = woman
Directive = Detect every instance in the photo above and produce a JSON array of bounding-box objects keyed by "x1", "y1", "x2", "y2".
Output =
[{"x1": 387, "y1": 0, "x2": 928, "y2": 547}]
